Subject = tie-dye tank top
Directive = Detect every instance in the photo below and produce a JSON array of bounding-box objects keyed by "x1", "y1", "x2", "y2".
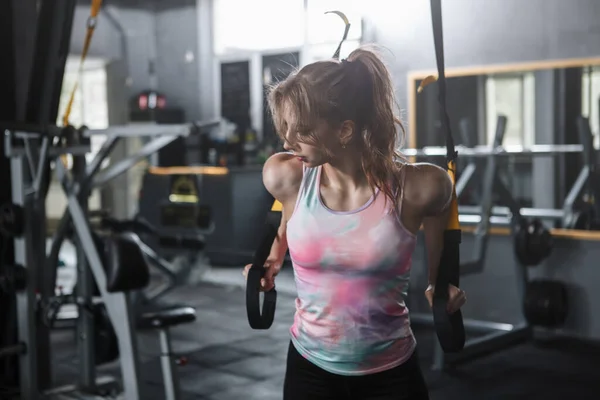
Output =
[{"x1": 286, "y1": 165, "x2": 418, "y2": 376}]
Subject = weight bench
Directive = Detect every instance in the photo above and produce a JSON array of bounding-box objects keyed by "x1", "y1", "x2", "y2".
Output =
[
  {"x1": 100, "y1": 215, "x2": 208, "y2": 304},
  {"x1": 106, "y1": 234, "x2": 197, "y2": 400},
  {"x1": 137, "y1": 305, "x2": 196, "y2": 400}
]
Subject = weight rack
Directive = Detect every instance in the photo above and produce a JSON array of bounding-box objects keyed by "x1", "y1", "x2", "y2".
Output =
[
  {"x1": 3, "y1": 121, "x2": 197, "y2": 399},
  {"x1": 454, "y1": 116, "x2": 599, "y2": 228},
  {"x1": 410, "y1": 115, "x2": 533, "y2": 370},
  {"x1": 403, "y1": 117, "x2": 600, "y2": 228}
]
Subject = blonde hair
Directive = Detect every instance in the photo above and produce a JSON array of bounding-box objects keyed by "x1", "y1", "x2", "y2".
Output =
[{"x1": 268, "y1": 45, "x2": 406, "y2": 209}]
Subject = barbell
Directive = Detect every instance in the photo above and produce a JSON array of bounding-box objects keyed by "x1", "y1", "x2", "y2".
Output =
[{"x1": 402, "y1": 144, "x2": 587, "y2": 158}]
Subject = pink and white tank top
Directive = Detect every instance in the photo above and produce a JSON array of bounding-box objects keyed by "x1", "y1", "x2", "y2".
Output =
[{"x1": 286, "y1": 164, "x2": 418, "y2": 376}]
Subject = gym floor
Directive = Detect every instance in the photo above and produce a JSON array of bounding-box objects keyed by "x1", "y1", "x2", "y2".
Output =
[{"x1": 49, "y1": 264, "x2": 600, "y2": 400}]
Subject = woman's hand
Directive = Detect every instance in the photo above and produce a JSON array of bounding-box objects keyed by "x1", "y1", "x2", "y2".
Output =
[
  {"x1": 425, "y1": 284, "x2": 467, "y2": 314},
  {"x1": 242, "y1": 260, "x2": 282, "y2": 292}
]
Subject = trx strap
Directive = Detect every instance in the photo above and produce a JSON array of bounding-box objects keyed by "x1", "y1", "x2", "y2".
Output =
[
  {"x1": 62, "y1": 0, "x2": 103, "y2": 127},
  {"x1": 246, "y1": 11, "x2": 351, "y2": 330},
  {"x1": 428, "y1": 0, "x2": 466, "y2": 353},
  {"x1": 245, "y1": 211, "x2": 280, "y2": 329},
  {"x1": 325, "y1": 11, "x2": 351, "y2": 60}
]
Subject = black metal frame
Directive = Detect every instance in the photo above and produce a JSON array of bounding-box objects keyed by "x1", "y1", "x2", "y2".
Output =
[
  {"x1": 25, "y1": 0, "x2": 78, "y2": 389},
  {"x1": 0, "y1": 0, "x2": 20, "y2": 391},
  {"x1": 0, "y1": 0, "x2": 76, "y2": 393}
]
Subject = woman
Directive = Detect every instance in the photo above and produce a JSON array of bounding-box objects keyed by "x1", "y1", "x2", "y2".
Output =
[{"x1": 244, "y1": 46, "x2": 467, "y2": 399}]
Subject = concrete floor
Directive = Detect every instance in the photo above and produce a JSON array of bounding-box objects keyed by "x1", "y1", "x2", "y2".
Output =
[
  {"x1": 45, "y1": 272, "x2": 600, "y2": 400},
  {"x1": 42, "y1": 244, "x2": 600, "y2": 399}
]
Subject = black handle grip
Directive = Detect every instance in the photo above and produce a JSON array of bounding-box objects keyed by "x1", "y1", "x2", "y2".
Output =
[
  {"x1": 432, "y1": 229, "x2": 465, "y2": 353},
  {"x1": 246, "y1": 216, "x2": 279, "y2": 330}
]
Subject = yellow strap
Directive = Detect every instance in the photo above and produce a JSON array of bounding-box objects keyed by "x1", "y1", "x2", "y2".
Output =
[
  {"x1": 325, "y1": 10, "x2": 351, "y2": 60},
  {"x1": 417, "y1": 75, "x2": 438, "y2": 93},
  {"x1": 446, "y1": 160, "x2": 460, "y2": 230},
  {"x1": 271, "y1": 200, "x2": 283, "y2": 212},
  {"x1": 325, "y1": 10, "x2": 350, "y2": 25},
  {"x1": 62, "y1": 0, "x2": 103, "y2": 127},
  {"x1": 417, "y1": 82, "x2": 461, "y2": 230}
]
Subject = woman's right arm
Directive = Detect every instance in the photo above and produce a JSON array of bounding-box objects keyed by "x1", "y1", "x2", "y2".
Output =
[{"x1": 262, "y1": 152, "x2": 303, "y2": 266}]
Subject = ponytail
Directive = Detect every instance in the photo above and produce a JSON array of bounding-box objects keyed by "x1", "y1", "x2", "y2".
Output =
[{"x1": 347, "y1": 46, "x2": 406, "y2": 210}]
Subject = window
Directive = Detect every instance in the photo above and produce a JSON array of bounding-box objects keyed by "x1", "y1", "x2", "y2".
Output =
[
  {"x1": 302, "y1": 39, "x2": 361, "y2": 65},
  {"x1": 213, "y1": 0, "x2": 305, "y2": 55},
  {"x1": 485, "y1": 72, "x2": 535, "y2": 146},
  {"x1": 49, "y1": 57, "x2": 109, "y2": 219},
  {"x1": 56, "y1": 56, "x2": 109, "y2": 164},
  {"x1": 581, "y1": 66, "x2": 600, "y2": 146}
]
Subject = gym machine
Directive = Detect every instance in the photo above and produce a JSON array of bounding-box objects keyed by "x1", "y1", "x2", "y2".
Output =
[
  {"x1": 51, "y1": 124, "x2": 218, "y2": 321},
  {"x1": 0, "y1": 0, "x2": 78, "y2": 394},
  {"x1": 135, "y1": 166, "x2": 217, "y2": 300},
  {"x1": 2, "y1": 121, "x2": 198, "y2": 400},
  {"x1": 454, "y1": 118, "x2": 478, "y2": 202},
  {"x1": 90, "y1": 213, "x2": 199, "y2": 400},
  {"x1": 98, "y1": 213, "x2": 208, "y2": 305},
  {"x1": 402, "y1": 143, "x2": 587, "y2": 158},
  {"x1": 404, "y1": 120, "x2": 600, "y2": 230},
  {"x1": 562, "y1": 116, "x2": 600, "y2": 229},
  {"x1": 410, "y1": 115, "x2": 557, "y2": 370},
  {"x1": 456, "y1": 116, "x2": 598, "y2": 230}
]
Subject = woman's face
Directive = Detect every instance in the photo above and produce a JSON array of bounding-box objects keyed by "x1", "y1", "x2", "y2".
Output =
[
  {"x1": 280, "y1": 103, "x2": 343, "y2": 168},
  {"x1": 282, "y1": 120, "x2": 337, "y2": 168}
]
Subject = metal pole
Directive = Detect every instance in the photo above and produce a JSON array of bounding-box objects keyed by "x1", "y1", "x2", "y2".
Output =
[
  {"x1": 92, "y1": 135, "x2": 182, "y2": 188},
  {"x1": 10, "y1": 158, "x2": 39, "y2": 400},
  {"x1": 46, "y1": 135, "x2": 121, "y2": 292},
  {"x1": 401, "y1": 143, "x2": 588, "y2": 157},
  {"x1": 86, "y1": 124, "x2": 191, "y2": 138},
  {"x1": 55, "y1": 161, "x2": 142, "y2": 400},
  {"x1": 24, "y1": 0, "x2": 77, "y2": 389},
  {"x1": 459, "y1": 205, "x2": 565, "y2": 220},
  {"x1": 72, "y1": 153, "x2": 97, "y2": 390}
]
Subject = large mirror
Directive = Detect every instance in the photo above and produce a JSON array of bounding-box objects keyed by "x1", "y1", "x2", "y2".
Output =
[{"x1": 407, "y1": 57, "x2": 600, "y2": 234}]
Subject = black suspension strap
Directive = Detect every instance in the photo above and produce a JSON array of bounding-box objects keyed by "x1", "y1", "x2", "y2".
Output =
[
  {"x1": 326, "y1": 11, "x2": 351, "y2": 61},
  {"x1": 428, "y1": 0, "x2": 466, "y2": 353},
  {"x1": 245, "y1": 211, "x2": 280, "y2": 329}
]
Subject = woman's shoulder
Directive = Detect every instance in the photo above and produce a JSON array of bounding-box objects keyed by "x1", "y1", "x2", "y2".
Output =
[
  {"x1": 262, "y1": 152, "x2": 304, "y2": 200},
  {"x1": 395, "y1": 161, "x2": 452, "y2": 209},
  {"x1": 399, "y1": 161, "x2": 447, "y2": 179}
]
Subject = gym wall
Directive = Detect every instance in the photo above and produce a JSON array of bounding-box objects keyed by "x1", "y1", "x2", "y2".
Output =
[
  {"x1": 367, "y1": 0, "x2": 600, "y2": 114},
  {"x1": 69, "y1": 1, "x2": 203, "y2": 120},
  {"x1": 153, "y1": 0, "x2": 202, "y2": 121},
  {"x1": 69, "y1": 3, "x2": 156, "y2": 99},
  {"x1": 67, "y1": 0, "x2": 600, "y2": 133}
]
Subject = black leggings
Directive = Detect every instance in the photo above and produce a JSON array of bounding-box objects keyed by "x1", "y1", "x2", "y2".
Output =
[{"x1": 283, "y1": 342, "x2": 430, "y2": 400}]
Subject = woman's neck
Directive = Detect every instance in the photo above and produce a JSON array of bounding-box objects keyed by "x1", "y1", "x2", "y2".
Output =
[{"x1": 321, "y1": 149, "x2": 368, "y2": 192}]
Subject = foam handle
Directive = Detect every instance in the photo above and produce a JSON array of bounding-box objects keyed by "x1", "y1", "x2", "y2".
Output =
[{"x1": 246, "y1": 216, "x2": 279, "y2": 330}]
